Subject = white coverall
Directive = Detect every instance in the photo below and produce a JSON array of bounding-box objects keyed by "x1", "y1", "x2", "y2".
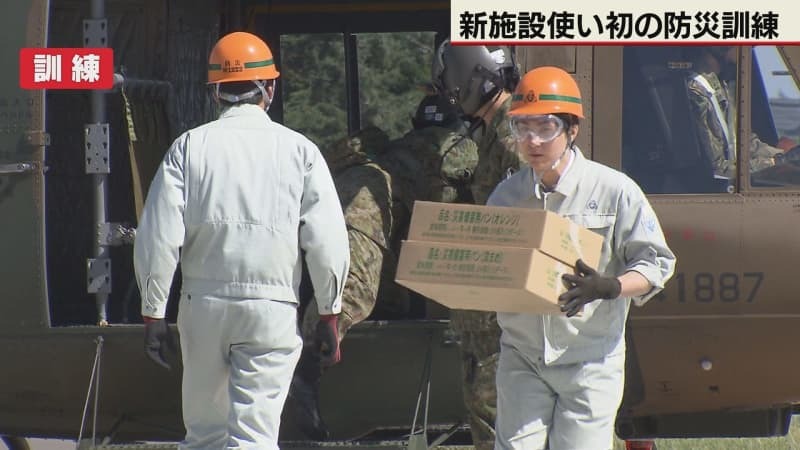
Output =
[
  {"x1": 488, "y1": 148, "x2": 675, "y2": 450},
  {"x1": 134, "y1": 104, "x2": 350, "y2": 450}
]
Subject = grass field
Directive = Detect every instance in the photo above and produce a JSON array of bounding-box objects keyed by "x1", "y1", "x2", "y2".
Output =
[{"x1": 611, "y1": 415, "x2": 800, "y2": 449}]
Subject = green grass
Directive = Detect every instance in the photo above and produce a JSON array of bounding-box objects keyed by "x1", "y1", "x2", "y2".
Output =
[{"x1": 612, "y1": 415, "x2": 800, "y2": 449}]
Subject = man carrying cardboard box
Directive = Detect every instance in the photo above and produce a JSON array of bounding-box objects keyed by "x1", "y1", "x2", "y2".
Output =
[{"x1": 488, "y1": 66, "x2": 676, "y2": 450}]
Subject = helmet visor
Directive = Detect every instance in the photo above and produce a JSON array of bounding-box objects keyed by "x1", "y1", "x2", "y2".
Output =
[{"x1": 509, "y1": 114, "x2": 565, "y2": 143}]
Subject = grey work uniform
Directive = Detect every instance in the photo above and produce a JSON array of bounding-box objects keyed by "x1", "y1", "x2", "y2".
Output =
[{"x1": 488, "y1": 148, "x2": 675, "y2": 450}]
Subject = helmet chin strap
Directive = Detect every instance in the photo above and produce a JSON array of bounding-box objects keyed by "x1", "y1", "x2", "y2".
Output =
[
  {"x1": 260, "y1": 80, "x2": 275, "y2": 111},
  {"x1": 465, "y1": 89, "x2": 502, "y2": 138},
  {"x1": 532, "y1": 142, "x2": 571, "y2": 184}
]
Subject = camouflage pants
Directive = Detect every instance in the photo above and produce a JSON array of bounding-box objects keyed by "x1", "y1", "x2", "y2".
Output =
[
  {"x1": 302, "y1": 229, "x2": 409, "y2": 343},
  {"x1": 450, "y1": 310, "x2": 501, "y2": 450}
]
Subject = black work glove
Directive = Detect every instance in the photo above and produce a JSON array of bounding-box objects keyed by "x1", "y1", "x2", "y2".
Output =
[
  {"x1": 315, "y1": 315, "x2": 341, "y2": 367},
  {"x1": 559, "y1": 259, "x2": 622, "y2": 318},
  {"x1": 144, "y1": 317, "x2": 176, "y2": 370}
]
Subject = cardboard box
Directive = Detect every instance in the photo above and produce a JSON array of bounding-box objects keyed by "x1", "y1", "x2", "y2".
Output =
[
  {"x1": 407, "y1": 201, "x2": 603, "y2": 269},
  {"x1": 395, "y1": 240, "x2": 571, "y2": 314}
]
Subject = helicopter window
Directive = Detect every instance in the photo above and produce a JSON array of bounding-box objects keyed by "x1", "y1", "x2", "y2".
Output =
[
  {"x1": 749, "y1": 46, "x2": 800, "y2": 188},
  {"x1": 621, "y1": 46, "x2": 741, "y2": 194},
  {"x1": 280, "y1": 33, "x2": 348, "y2": 152},
  {"x1": 356, "y1": 32, "x2": 437, "y2": 140},
  {"x1": 279, "y1": 32, "x2": 437, "y2": 152}
]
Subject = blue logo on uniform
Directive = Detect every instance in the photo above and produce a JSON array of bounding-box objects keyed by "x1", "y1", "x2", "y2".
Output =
[{"x1": 587, "y1": 200, "x2": 598, "y2": 210}]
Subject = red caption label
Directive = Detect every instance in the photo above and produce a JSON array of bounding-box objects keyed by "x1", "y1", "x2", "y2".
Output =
[{"x1": 19, "y1": 48, "x2": 114, "y2": 90}]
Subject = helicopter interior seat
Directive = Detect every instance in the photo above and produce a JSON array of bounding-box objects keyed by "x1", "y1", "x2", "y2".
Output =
[{"x1": 623, "y1": 47, "x2": 728, "y2": 194}]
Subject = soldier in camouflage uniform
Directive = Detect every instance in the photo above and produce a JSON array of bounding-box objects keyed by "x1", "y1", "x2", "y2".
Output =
[
  {"x1": 285, "y1": 125, "x2": 403, "y2": 440},
  {"x1": 287, "y1": 95, "x2": 480, "y2": 440},
  {"x1": 431, "y1": 40, "x2": 523, "y2": 450},
  {"x1": 374, "y1": 94, "x2": 481, "y2": 324},
  {"x1": 378, "y1": 93, "x2": 480, "y2": 219},
  {"x1": 686, "y1": 46, "x2": 784, "y2": 181}
]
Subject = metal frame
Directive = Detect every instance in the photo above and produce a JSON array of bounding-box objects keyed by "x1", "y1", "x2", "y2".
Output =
[
  {"x1": 84, "y1": 123, "x2": 110, "y2": 174},
  {"x1": 343, "y1": 32, "x2": 360, "y2": 135},
  {"x1": 256, "y1": 2, "x2": 448, "y2": 129},
  {"x1": 85, "y1": 0, "x2": 112, "y2": 325}
]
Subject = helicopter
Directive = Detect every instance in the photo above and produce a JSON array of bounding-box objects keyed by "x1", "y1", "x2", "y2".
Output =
[{"x1": 2, "y1": 0, "x2": 800, "y2": 448}]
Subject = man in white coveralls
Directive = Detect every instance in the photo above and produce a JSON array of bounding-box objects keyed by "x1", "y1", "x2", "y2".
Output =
[{"x1": 133, "y1": 31, "x2": 350, "y2": 450}]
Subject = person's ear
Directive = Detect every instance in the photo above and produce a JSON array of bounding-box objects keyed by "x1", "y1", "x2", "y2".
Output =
[{"x1": 569, "y1": 124, "x2": 579, "y2": 140}]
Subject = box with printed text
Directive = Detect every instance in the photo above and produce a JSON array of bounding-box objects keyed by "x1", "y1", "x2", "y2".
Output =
[
  {"x1": 406, "y1": 201, "x2": 602, "y2": 269},
  {"x1": 395, "y1": 240, "x2": 570, "y2": 314}
]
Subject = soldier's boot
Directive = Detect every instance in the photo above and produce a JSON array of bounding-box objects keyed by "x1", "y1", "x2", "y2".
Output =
[{"x1": 287, "y1": 349, "x2": 330, "y2": 441}]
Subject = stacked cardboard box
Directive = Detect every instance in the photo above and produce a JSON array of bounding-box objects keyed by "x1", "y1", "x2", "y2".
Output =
[{"x1": 395, "y1": 201, "x2": 603, "y2": 314}]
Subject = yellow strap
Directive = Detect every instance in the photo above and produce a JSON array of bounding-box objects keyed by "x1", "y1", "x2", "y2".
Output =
[{"x1": 121, "y1": 87, "x2": 145, "y2": 220}]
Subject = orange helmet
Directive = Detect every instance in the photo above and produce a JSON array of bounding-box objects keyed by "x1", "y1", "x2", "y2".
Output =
[
  {"x1": 509, "y1": 66, "x2": 583, "y2": 118},
  {"x1": 207, "y1": 32, "x2": 279, "y2": 84}
]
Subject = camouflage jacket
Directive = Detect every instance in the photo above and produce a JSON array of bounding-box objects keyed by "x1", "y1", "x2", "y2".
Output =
[
  {"x1": 321, "y1": 128, "x2": 394, "y2": 250},
  {"x1": 687, "y1": 71, "x2": 782, "y2": 178},
  {"x1": 374, "y1": 126, "x2": 479, "y2": 257},
  {"x1": 379, "y1": 126, "x2": 479, "y2": 207},
  {"x1": 306, "y1": 129, "x2": 407, "y2": 330},
  {"x1": 470, "y1": 96, "x2": 523, "y2": 205},
  {"x1": 321, "y1": 126, "x2": 390, "y2": 174}
]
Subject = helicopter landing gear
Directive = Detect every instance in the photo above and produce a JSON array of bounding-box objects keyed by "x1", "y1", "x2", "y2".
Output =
[{"x1": 0, "y1": 436, "x2": 30, "y2": 450}]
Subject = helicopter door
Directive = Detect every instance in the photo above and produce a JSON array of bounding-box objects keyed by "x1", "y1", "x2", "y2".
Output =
[{"x1": 0, "y1": 0, "x2": 49, "y2": 330}]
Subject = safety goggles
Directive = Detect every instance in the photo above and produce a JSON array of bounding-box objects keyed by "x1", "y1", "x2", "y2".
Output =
[{"x1": 509, "y1": 114, "x2": 565, "y2": 143}]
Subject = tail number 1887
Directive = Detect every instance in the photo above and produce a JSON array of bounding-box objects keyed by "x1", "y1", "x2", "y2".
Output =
[{"x1": 655, "y1": 272, "x2": 764, "y2": 303}]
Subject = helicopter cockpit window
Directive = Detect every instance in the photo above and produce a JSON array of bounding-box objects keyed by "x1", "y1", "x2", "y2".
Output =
[
  {"x1": 749, "y1": 46, "x2": 800, "y2": 188},
  {"x1": 280, "y1": 34, "x2": 347, "y2": 152},
  {"x1": 621, "y1": 46, "x2": 741, "y2": 194}
]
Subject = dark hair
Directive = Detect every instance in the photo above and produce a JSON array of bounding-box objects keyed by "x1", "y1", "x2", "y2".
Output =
[
  {"x1": 555, "y1": 113, "x2": 579, "y2": 129},
  {"x1": 216, "y1": 80, "x2": 265, "y2": 107},
  {"x1": 555, "y1": 113, "x2": 580, "y2": 146}
]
